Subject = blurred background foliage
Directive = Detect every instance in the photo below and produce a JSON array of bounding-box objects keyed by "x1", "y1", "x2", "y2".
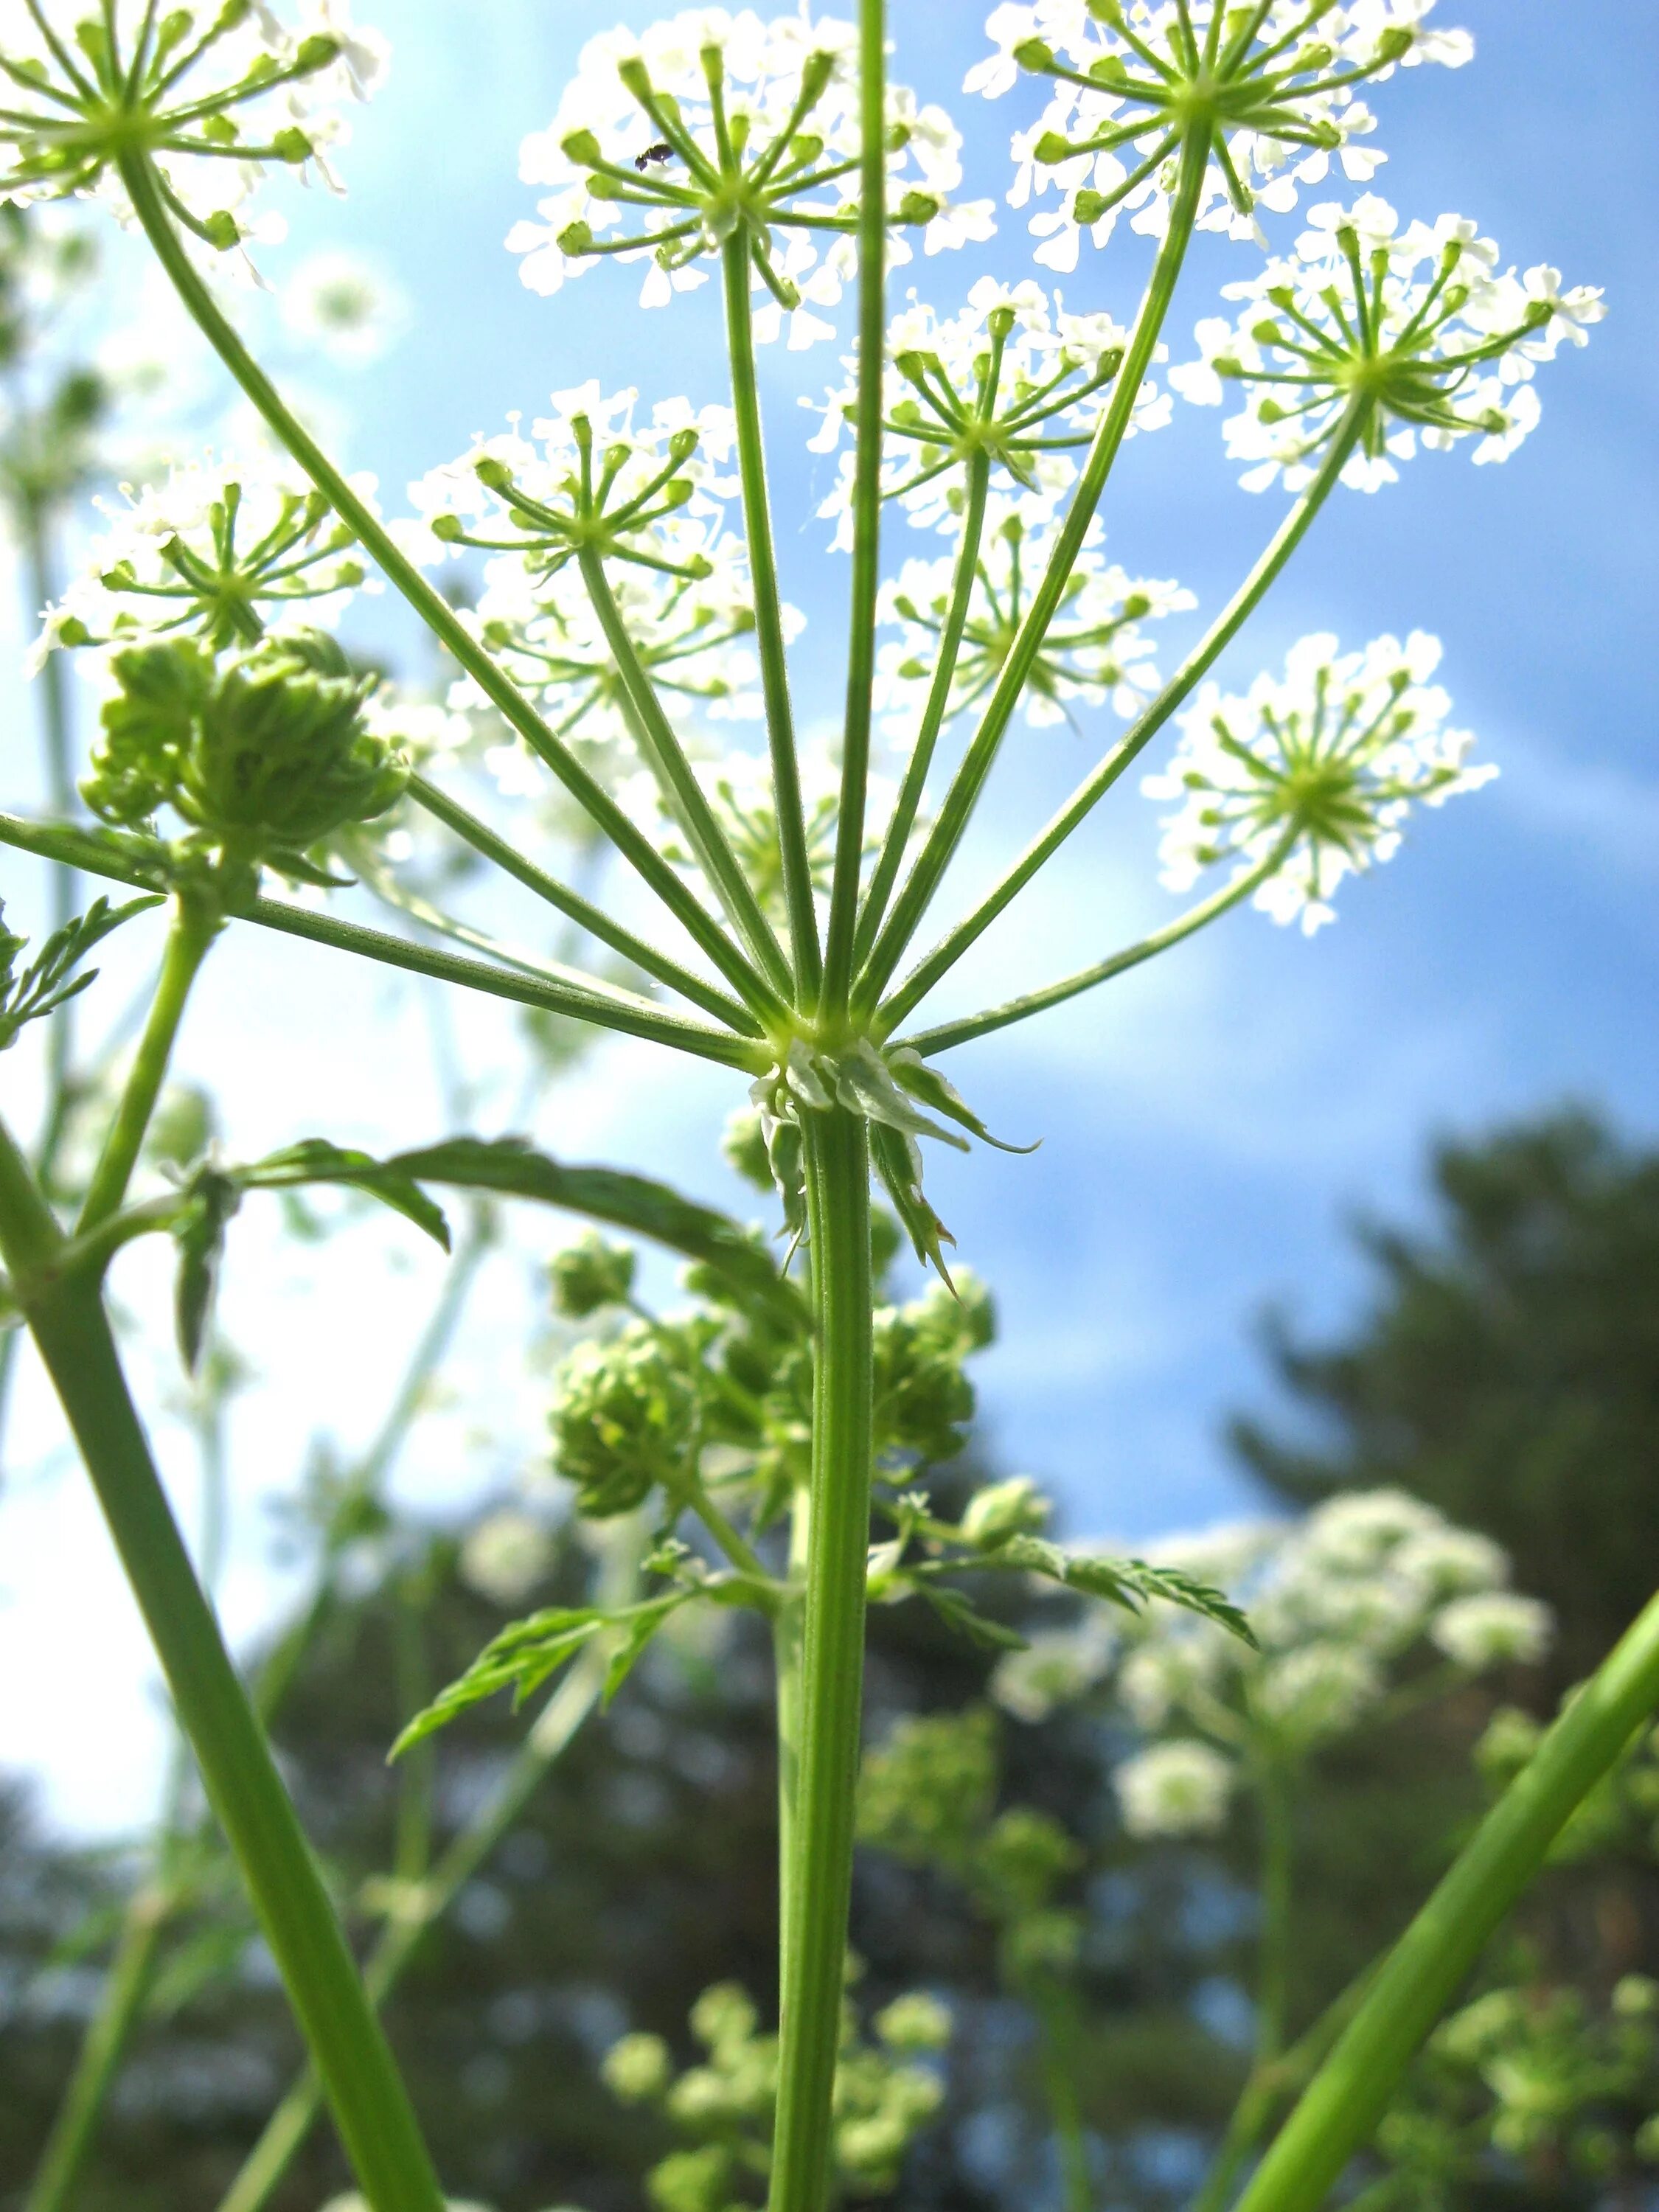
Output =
[{"x1": 3, "y1": 1107, "x2": 1657, "y2": 2212}]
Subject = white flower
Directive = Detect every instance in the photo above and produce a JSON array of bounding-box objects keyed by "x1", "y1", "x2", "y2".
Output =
[
  {"x1": 406, "y1": 386, "x2": 737, "y2": 585},
  {"x1": 507, "y1": 8, "x2": 993, "y2": 344},
  {"x1": 1142, "y1": 630, "x2": 1495, "y2": 935},
  {"x1": 1174, "y1": 195, "x2": 1599, "y2": 493},
  {"x1": 1300, "y1": 1489, "x2": 1444, "y2": 1573},
  {"x1": 967, "y1": 1, "x2": 1471, "y2": 268},
  {"x1": 1431, "y1": 1593, "x2": 1554, "y2": 1671},
  {"x1": 0, "y1": 1, "x2": 388, "y2": 244},
  {"x1": 459, "y1": 1509, "x2": 555, "y2": 1608},
  {"x1": 1392, "y1": 1525, "x2": 1509, "y2": 1600},
  {"x1": 35, "y1": 453, "x2": 374, "y2": 664},
  {"x1": 281, "y1": 249, "x2": 407, "y2": 364},
  {"x1": 991, "y1": 1624, "x2": 1114, "y2": 1722},
  {"x1": 1117, "y1": 1628, "x2": 1231, "y2": 1728},
  {"x1": 1115, "y1": 1740, "x2": 1235, "y2": 1838},
  {"x1": 877, "y1": 507, "x2": 1192, "y2": 737},
  {"x1": 1255, "y1": 1641, "x2": 1384, "y2": 1742}
]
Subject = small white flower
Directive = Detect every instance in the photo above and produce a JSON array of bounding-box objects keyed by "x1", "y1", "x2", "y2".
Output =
[
  {"x1": 1431, "y1": 1593, "x2": 1554, "y2": 1671},
  {"x1": 1115, "y1": 1739, "x2": 1235, "y2": 1838},
  {"x1": 459, "y1": 1509, "x2": 556, "y2": 1608},
  {"x1": 281, "y1": 249, "x2": 408, "y2": 364},
  {"x1": 1143, "y1": 630, "x2": 1496, "y2": 935},
  {"x1": 991, "y1": 1624, "x2": 1114, "y2": 1722},
  {"x1": 508, "y1": 8, "x2": 993, "y2": 345},
  {"x1": 1174, "y1": 196, "x2": 1599, "y2": 493},
  {"x1": 1255, "y1": 1642, "x2": 1384, "y2": 1742}
]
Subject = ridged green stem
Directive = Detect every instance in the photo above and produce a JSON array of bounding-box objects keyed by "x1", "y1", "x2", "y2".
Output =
[
  {"x1": 768, "y1": 1107, "x2": 874, "y2": 2212},
  {"x1": 0, "y1": 1123, "x2": 448, "y2": 2212},
  {"x1": 116, "y1": 149, "x2": 781, "y2": 1027},
  {"x1": 821, "y1": 0, "x2": 889, "y2": 1017},
  {"x1": 1234, "y1": 1587, "x2": 1659, "y2": 2212},
  {"x1": 722, "y1": 236, "x2": 822, "y2": 1004},
  {"x1": 855, "y1": 127, "x2": 1211, "y2": 1014}
]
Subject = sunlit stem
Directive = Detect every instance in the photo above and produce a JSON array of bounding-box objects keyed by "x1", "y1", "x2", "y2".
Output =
[
  {"x1": 897, "y1": 832, "x2": 1293, "y2": 1056},
  {"x1": 576, "y1": 546, "x2": 794, "y2": 1005},
  {"x1": 821, "y1": 0, "x2": 888, "y2": 1020},
  {"x1": 0, "y1": 1121, "x2": 450, "y2": 2212},
  {"x1": 408, "y1": 774, "x2": 759, "y2": 1034},
  {"x1": 854, "y1": 128, "x2": 1212, "y2": 1017},
  {"x1": 874, "y1": 406, "x2": 1368, "y2": 1037},
  {"x1": 722, "y1": 235, "x2": 822, "y2": 1003},
  {"x1": 1234, "y1": 1585, "x2": 1659, "y2": 2212},
  {"x1": 0, "y1": 810, "x2": 769, "y2": 1070},
  {"x1": 768, "y1": 1106, "x2": 874, "y2": 2212},
  {"x1": 114, "y1": 150, "x2": 782, "y2": 1026},
  {"x1": 77, "y1": 888, "x2": 219, "y2": 1234},
  {"x1": 852, "y1": 448, "x2": 992, "y2": 969}
]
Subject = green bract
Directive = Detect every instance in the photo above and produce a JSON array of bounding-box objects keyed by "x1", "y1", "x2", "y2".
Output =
[{"x1": 81, "y1": 630, "x2": 407, "y2": 895}]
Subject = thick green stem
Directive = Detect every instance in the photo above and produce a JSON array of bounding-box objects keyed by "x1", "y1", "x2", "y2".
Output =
[
  {"x1": 876, "y1": 408, "x2": 1368, "y2": 1036},
  {"x1": 0, "y1": 1127, "x2": 447, "y2": 2212},
  {"x1": 1030, "y1": 1982, "x2": 1093, "y2": 2212},
  {"x1": 853, "y1": 448, "x2": 992, "y2": 971},
  {"x1": 1234, "y1": 1587, "x2": 1659, "y2": 2212},
  {"x1": 821, "y1": 0, "x2": 889, "y2": 1017},
  {"x1": 215, "y1": 1541, "x2": 640, "y2": 2212},
  {"x1": 114, "y1": 150, "x2": 780, "y2": 1024},
  {"x1": 22, "y1": 1888, "x2": 168, "y2": 2212},
  {"x1": 723, "y1": 237, "x2": 822, "y2": 1004},
  {"x1": 77, "y1": 889, "x2": 218, "y2": 1234},
  {"x1": 774, "y1": 1483, "x2": 812, "y2": 1953},
  {"x1": 768, "y1": 1107, "x2": 874, "y2": 2212},
  {"x1": 855, "y1": 128, "x2": 1211, "y2": 1012}
]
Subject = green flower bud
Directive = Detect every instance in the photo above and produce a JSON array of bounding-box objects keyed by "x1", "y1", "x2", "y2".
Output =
[
  {"x1": 1001, "y1": 1905, "x2": 1084, "y2": 1981},
  {"x1": 961, "y1": 1476, "x2": 1050, "y2": 1549},
  {"x1": 978, "y1": 1807, "x2": 1082, "y2": 1916},
  {"x1": 689, "y1": 1980, "x2": 759, "y2": 2056},
  {"x1": 549, "y1": 1325, "x2": 698, "y2": 1518},
  {"x1": 549, "y1": 1231, "x2": 636, "y2": 1318},
  {"x1": 645, "y1": 2145, "x2": 732, "y2": 2212},
  {"x1": 83, "y1": 633, "x2": 405, "y2": 891},
  {"x1": 557, "y1": 218, "x2": 596, "y2": 256},
  {"x1": 1011, "y1": 36, "x2": 1055, "y2": 70},
  {"x1": 873, "y1": 1992, "x2": 951, "y2": 2053},
  {"x1": 1072, "y1": 188, "x2": 1110, "y2": 228},
  {"x1": 561, "y1": 128, "x2": 603, "y2": 166},
  {"x1": 1033, "y1": 130, "x2": 1075, "y2": 166},
  {"x1": 201, "y1": 210, "x2": 243, "y2": 251},
  {"x1": 602, "y1": 2031, "x2": 673, "y2": 2103}
]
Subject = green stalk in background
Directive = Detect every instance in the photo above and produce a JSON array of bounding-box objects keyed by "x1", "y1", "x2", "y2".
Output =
[
  {"x1": 0, "y1": 1122, "x2": 450, "y2": 2212},
  {"x1": 1234, "y1": 1587, "x2": 1659, "y2": 2212},
  {"x1": 768, "y1": 1106, "x2": 874, "y2": 2212}
]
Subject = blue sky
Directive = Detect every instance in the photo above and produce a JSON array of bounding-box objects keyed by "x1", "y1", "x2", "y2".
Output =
[{"x1": 1, "y1": 1, "x2": 1655, "y2": 1834}]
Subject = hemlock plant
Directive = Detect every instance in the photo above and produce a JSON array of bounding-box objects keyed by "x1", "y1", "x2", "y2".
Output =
[{"x1": 0, "y1": 7, "x2": 1650, "y2": 2212}]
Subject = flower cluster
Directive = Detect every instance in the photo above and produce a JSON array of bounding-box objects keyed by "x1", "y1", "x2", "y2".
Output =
[
  {"x1": 0, "y1": 0, "x2": 388, "y2": 253},
  {"x1": 405, "y1": 382, "x2": 736, "y2": 585},
  {"x1": 807, "y1": 276, "x2": 1148, "y2": 538},
  {"x1": 1171, "y1": 195, "x2": 1604, "y2": 491},
  {"x1": 508, "y1": 7, "x2": 994, "y2": 347},
  {"x1": 602, "y1": 1978, "x2": 948, "y2": 2206},
  {"x1": 36, "y1": 454, "x2": 371, "y2": 663},
  {"x1": 879, "y1": 508, "x2": 1192, "y2": 734},
  {"x1": 968, "y1": 0, "x2": 1470, "y2": 268},
  {"x1": 81, "y1": 627, "x2": 406, "y2": 897},
  {"x1": 991, "y1": 1489, "x2": 1553, "y2": 1835},
  {"x1": 1142, "y1": 628, "x2": 1495, "y2": 934},
  {"x1": 463, "y1": 535, "x2": 785, "y2": 799}
]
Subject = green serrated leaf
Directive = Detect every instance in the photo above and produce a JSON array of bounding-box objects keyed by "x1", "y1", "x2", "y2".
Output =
[
  {"x1": 0, "y1": 893, "x2": 164, "y2": 1051},
  {"x1": 917, "y1": 1580, "x2": 1030, "y2": 1653},
  {"x1": 383, "y1": 1136, "x2": 799, "y2": 1319},
  {"x1": 601, "y1": 1593, "x2": 690, "y2": 1707},
  {"x1": 989, "y1": 1537, "x2": 1257, "y2": 1649},
  {"x1": 389, "y1": 1607, "x2": 611, "y2": 1759},
  {"x1": 238, "y1": 1140, "x2": 451, "y2": 1252}
]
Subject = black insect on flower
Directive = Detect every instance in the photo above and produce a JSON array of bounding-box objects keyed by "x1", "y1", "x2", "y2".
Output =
[{"x1": 634, "y1": 141, "x2": 676, "y2": 173}]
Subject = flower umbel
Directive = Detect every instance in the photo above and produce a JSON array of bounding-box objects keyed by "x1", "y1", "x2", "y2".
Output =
[
  {"x1": 970, "y1": 0, "x2": 1471, "y2": 268},
  {"x1": 1172, "y1": 194, "x2": 1604, "y2": 490},
  {"x1": 880, "y1": 506, "x2": 1192, "y2": 733},
  {"x1": 37, "y1": 454, "x2": 369, "y2": 659},
  {"x1": 0, "y1": 0, "x2": 389, "y2": 248},
  {"x1": 1143, "y1": 628, "x2": 1494, "y2": 933},
  {"x1": 508, "y1": 7, "x2": 994, "y2": 344}
]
